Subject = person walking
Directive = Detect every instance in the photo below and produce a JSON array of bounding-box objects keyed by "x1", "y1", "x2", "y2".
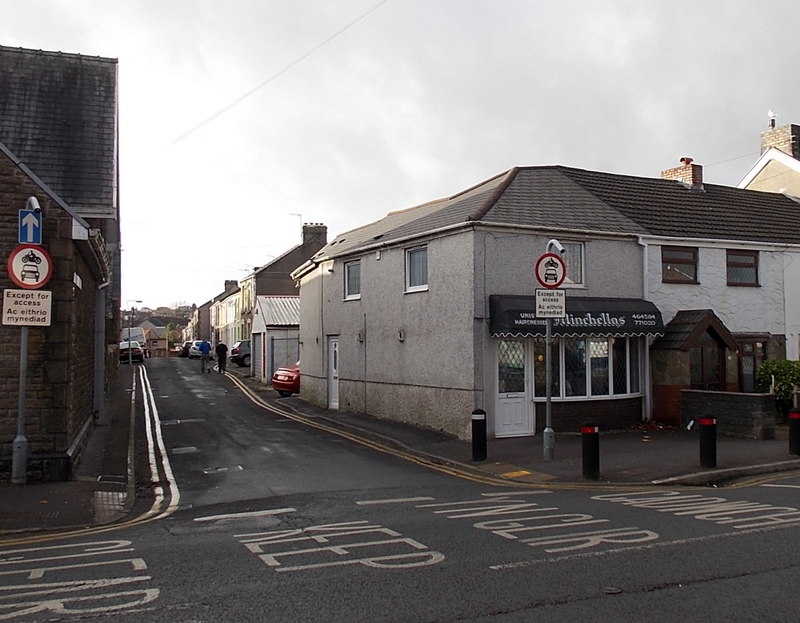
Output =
[
  {"x1": 198, "y1": 339, "x2": 212, "y2": 373},
  {"x1": 215, "y1": 341, "x2": 228, "y2": 374}
]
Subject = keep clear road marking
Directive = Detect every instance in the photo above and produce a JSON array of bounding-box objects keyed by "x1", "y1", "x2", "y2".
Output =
[{"x1": 0, "y1": 540, "x2": 159, "y2": 620}]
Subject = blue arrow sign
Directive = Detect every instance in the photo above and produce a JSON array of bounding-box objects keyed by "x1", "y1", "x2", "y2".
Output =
[{"x1": 18, "y1": 209, "x2": 42, "y2": 245}]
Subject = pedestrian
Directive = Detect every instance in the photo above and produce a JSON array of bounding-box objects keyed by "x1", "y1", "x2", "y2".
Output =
[
  {"x1": 198, "y1": 339, "x2": 212, "y2": 373},
  {"x1": 215, "y1": 341, "x2": 228, "y2": 374}
]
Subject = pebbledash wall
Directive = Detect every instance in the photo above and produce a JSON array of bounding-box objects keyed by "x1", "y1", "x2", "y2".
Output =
[{"x1": 0, "y1": 151, "x2": 101, "y2": 481}]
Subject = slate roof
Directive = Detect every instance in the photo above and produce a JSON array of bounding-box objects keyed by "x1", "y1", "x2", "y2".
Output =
[
  {"x1": 652, "y1": 309, "x2": 738, "y2": 352},
  {"x1": 0, "y1": 46, "x2": 118, "y2": 217},
  {"x1": 315, "y1": 165, "x2": 800, "y2": 261}
]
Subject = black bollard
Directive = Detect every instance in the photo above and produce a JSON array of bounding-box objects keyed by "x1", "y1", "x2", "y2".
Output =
[
  {"x1": 472, "y1": 409, "x2": 487, "y2": 462},
  {"x1": 790, "y1": 409, "x2": 800, "y2": 456},
  {"x1": 699, "y1": 417, "x2": 717, "y2": 468},
  {"x1": 581, "y1": 423, "x2": 600, "y2": 480}
]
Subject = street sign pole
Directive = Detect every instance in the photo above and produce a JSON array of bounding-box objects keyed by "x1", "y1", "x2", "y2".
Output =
[
  {"x1": 535, "y1": 240, "x2": 567, "y2": 462},
  {"x1": 11, "y1": 326, "x2": 28, "y2": 484},
  {"x1": 544, "y1": 317, "x2": 554, "y2": 461}
]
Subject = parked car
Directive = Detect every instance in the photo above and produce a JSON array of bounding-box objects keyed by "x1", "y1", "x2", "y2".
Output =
[
  {"x1": 119, "y1": 340, "x2": 145, "y2": 363},
  {"x1": 271, "y1": 362, "x2": 300, "y2": 397},
  {"x1": 230, "y1": 340, "x2": 251, "y2": 367},
  {"x1": 180, "y1": 341, "x2": 192, "y2": 357},
  {"x1": 188, "y1": 340, "x2": 213, "y2": 359}
]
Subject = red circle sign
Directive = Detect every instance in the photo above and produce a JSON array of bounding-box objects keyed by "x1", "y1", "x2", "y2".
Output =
[
  {"x1": 7, "y1": 244, "x2": 53, "y2": 289},
  {"x1": 535, "y1": 253, "x2": 566, "y2": 289}
]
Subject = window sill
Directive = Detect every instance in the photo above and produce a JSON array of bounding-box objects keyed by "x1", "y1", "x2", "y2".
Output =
[{"x1": 405, "y1": 285, "x2": 429, "y2": 294}]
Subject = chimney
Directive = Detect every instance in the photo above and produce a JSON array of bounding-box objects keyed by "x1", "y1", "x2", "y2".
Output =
[
  {"x1": 760, "y1": 123, "x2": 800, "y2": 160},
  {"x1": 661, "y1": 157, "x2": 703, "y2": 188},
  {"x1": 224, "y1": 279, "x2": 237, "y2": 291},
  {"x1": 302, "y1": 222, "x2": 328, "y2": 246}
]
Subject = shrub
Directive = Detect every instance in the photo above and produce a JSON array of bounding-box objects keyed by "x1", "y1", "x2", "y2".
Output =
[{"x1": 755, "y1": 359, "x2": 800, "y2": 419}]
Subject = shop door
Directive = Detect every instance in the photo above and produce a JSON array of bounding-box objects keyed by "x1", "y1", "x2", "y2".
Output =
[
  {"x1": 495, "y1": 340, "x2": 534, "y2": 437},
  {"x1": 327, "y1": 336, "x2": 339, "y2": 410}
]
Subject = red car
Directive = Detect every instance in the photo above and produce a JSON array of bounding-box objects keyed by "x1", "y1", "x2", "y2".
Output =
[{"x1": 271, "y1": 363, "x2": 300, "y2": 397}]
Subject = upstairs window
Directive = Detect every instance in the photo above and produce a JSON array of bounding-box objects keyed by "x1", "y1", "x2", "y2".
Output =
[
  {"x1": 344, "y1": 261, "x2": 361, "y2": 300},
  {"x1": 562, "y1": 242, "x2": 584, "y2": 285},
  {"x1": 405, "y1": 246, "x2": 428, "y2": 292},
  {"x1": 727, "y1": 250, "x2": 758, "y2": 286},
  {"x1": 662, "y1": 246, "x2": 698, "y2": 283}
]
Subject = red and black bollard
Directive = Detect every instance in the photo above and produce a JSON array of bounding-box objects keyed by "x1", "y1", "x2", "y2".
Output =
[
  {"x1": 789, "y1": 409, "x2": 800, "y2": 456},
  {"x1": 472, "y1": 409, "x2": 487, "y2": 462},
  {"x1": 581, "y1": 422, "x2": 600, "y2": 480},
  {"x1": 699, "y1": 417, "x2": 717, "y2": 468}
]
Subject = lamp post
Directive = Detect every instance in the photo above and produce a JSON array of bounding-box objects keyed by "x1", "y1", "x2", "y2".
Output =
[{"x1": 126, "y1": 300, "x2": 142, "y2": 366}]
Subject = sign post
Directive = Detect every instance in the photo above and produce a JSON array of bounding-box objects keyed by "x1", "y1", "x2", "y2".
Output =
[
  {"x1": 7, "y1": 202, "x2": 51, "y2": 484},
  {"x1": 535, "y1": 246, "x2": 567, "y2": 461}
]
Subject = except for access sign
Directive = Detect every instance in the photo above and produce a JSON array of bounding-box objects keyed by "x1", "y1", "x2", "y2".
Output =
[
  {"x1": 536, "y1": 288, "x2": 566, "y2": 318},
  {"x1": 7, "y1": 244, "x2": 53, "y2": 289},
  {"x1": 2, "y1": 289, "x2": 52, "y2": 326}
]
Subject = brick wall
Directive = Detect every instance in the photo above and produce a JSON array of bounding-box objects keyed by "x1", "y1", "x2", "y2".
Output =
[
  {"x1": 680, "y1": 390, "x2": 776, "y2": 440},
  {"x1": 542, "y1": 397, "x2": 643, "y2": 433},
  {"x1": 0, "y1": 151, "x2": 100, "y2": 481}
]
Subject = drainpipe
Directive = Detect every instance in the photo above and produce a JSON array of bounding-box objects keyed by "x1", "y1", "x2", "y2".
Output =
[{"x1": 638, "y1": 236, "x2": 654, "y2": 423}]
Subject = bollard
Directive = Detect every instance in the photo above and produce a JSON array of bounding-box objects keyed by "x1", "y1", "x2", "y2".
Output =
[
  {"x1": 581, "y1": 423, "x2": 600, "y2": 480},
  {"x1": 790, "y1": 409, "x2": 800, "y2": 456},
  {"x1": 699, "y1": 417, "x2": 717, "y2": 468},
  {"x1": 472, "y1": 409, "x2": 487, "y2": 462}
]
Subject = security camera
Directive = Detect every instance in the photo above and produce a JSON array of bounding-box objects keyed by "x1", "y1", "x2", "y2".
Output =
[{"x1": 547, "y1": 239, "x2": 566, "y2": 255}]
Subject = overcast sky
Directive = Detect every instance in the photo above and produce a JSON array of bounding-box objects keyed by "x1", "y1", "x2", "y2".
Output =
[{"x1": 3, "y1": 1, "x2": 799, "y2": 310}]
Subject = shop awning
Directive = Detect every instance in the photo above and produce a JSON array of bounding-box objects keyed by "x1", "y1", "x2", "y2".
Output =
[{"x1": 489, "y1": 295, "x2": 664, "y2": 338}]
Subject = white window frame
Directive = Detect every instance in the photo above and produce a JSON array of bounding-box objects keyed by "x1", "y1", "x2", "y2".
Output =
[
  {"x1": 562, "y1": 241, "x2": 584, "y2": 286},
  {"x1": 344, "y1": 260, "x2": 361, "y2": 300},
  {"x1": 405, "y1": 245, "x2": 428, "y2": 293}
]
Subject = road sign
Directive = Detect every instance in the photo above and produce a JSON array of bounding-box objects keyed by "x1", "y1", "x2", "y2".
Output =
[
  {"x1": 2, "y1": 289, "x2": 52, "y2": 326},
  {"x1": 7, "y1": 244, "x2": 53, "y2": 289},
  {"x1": 18, "y1": 209, "x2": 42, "y2": 245},
  {"x1": 535, "y1": 252, "x2": 566, "y2": 289},
  {"x1": 536, "y1": 288, "x2": 566, "y2": 318}
]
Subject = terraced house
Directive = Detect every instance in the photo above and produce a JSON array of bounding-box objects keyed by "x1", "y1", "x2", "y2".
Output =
[{"x1": 293, "y1": 159, "x2": 800, "y2": 440}]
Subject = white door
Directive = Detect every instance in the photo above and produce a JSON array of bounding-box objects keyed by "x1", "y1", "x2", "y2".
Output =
[
  {"x1": 327, "y1": 337, "x2": 339, "y2": 410},
  {"x1": 495, "y1": 339, "x2": 534, "y2": 437}
]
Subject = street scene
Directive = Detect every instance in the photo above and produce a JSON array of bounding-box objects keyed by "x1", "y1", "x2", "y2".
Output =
[
  {"x1": 4, "y1": 2, "x2": 800, "y2": 621},
  {"x1": 3, "y1": 358, "x2": 800, "y2": 621}
]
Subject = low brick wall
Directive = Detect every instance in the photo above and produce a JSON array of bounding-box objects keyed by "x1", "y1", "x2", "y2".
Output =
[{"x1": 680, "y1": 390, "x2": 776, "y2": 440}]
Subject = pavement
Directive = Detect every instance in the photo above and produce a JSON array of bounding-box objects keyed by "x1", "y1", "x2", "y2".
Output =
[{"x1": 2, "y1": 361, "x2": 800, "y2": 536}]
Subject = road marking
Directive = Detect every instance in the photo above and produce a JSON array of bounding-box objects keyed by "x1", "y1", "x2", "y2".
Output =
[
  {"x1": 171, "y1": 446, "x2": 198, "y2": 455},
  {"x1": 593, "y1": 490, "x2": 800, "y2": 529},
  {"x1": 356, "y1": 497, "x2": 435, "y2": 505},
  {"x1": 501, "y1": 470, "x2": 532, "y2": 478},
  {"x1": 160, "y1": 418, "x2": 206, "y2": 426},
  {"x1": 235, "y1": 520, "x2": 444, "y2": 572},
  {"x1": 0, "y1": 540, "x2": 159, "y2": 619},
  {"x1": 760, "y1": 483, "x2": 800, "y2": 489},
  {"x1": 195, "y1": 508, "x2": 296, "y2": 523}
]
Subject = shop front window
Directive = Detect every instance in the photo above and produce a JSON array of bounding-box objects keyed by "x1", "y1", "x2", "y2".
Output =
[
  {"x1": 563, "y1": 337, "x2": 587, "y2": 397},
  {"x1": 531, "y1": 336, "x2": 643, "y2": 399}
]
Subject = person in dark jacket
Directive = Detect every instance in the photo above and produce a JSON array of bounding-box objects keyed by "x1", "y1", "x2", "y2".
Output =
[
  {"x1": 215, "y1": 342, "x2": 228, "y2": 374},
  {"x1": 198, "y1": 339, "x2": 212, "y2": 373}
]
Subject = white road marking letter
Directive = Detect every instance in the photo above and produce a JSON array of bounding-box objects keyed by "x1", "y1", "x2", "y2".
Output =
[{"x1": 521, "y1": 527, "x2": 659, "y2": 553}]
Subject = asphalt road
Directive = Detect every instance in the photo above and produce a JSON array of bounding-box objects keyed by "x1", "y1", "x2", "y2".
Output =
[{"x1": 2, "y1": 358, "x2": 800, "y2": 622}]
